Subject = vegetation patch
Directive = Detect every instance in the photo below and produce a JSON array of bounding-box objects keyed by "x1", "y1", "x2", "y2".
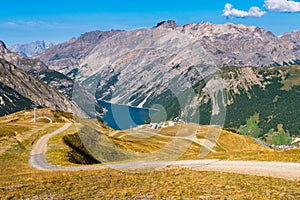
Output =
[{"x1": 238, "y1": 114, "x2": 262, "y2": 138}]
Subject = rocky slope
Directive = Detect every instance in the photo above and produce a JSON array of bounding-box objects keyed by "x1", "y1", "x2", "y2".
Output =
[
  {"x1": 8, "y1": 40, "x2": 53, "y2": 58},
  {"x1": 0, "y1": 40, "x2": 74, "y2": 98},
  {"x1": 72, "y1": 21, "x2": 299, "y2": 109},
  {"x1": 281, "y1": 30, "x2": 300, "y2": 60},
  {"x1": 180, "y1": 22, "x2": 296, "y2": 66},
  {"x1": 33, "y1": 30, "x2": 123, "y2": 76},
  {"x1": 0, "y1": 41, "x2": 47, "y2": 72},
  {"x1": 0, "y1": 82, "x2": 34, "y2": 116},
  {"x1": 0, "y1": 58, "x2": 75, "y2": 114}
]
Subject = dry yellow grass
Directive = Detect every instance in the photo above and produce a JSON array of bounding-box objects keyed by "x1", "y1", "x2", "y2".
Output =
[
  {"x1": 281, "y1": 65, "x2": 300, "y2": 91},
  {"x1": 0, "y1": 109, "x2": 300, "y2": 199}
]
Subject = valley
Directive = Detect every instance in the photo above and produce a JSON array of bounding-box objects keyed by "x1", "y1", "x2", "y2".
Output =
[{"x1": 0, "y1": 18, "x2": 300, "y2": 199}]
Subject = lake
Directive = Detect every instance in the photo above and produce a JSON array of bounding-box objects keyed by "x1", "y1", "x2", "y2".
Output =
[{"x1": 98, "y1": 100, "x2": 157, "y2": 130}]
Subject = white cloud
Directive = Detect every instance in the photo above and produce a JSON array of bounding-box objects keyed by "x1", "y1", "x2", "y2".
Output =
[
  {"x1": 264, "y1": 0, "x2": 300, "y2": 12},
  {"x1": 223, "y1": 3, "x2": 266, "y2": 18},
  {"x1": 3, "y1": 22, "x2": 17, "y2": 26},
  {"x1": 2, "y1": 20, "x2": 46, "y2": 28}
]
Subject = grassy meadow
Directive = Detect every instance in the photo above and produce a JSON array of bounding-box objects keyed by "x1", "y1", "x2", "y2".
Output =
[{"x1": 0, "y1": 109, "x2": 300, "y2": 199}]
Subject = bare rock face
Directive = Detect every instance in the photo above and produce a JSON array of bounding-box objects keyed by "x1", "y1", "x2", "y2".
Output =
[
  {"x1": 33, "y1": 30, "x2": 123, "y2": 75},
  {"x1": 179, "y1": 22, "x2": 296, "y2": 66},
  {"x1": 155, "y1": 20, "x2": 178, "y2": 29},
  {"x1": 76, "y1": 28, "x2": 219, "y2": 107},
  {"x1": 280, "y1": 30, "x2": 300, "y2": 60},
  {"x1": 73, "y1": 22, "x2": 299, "y2": 108},
  {"x1": 8, "y1": 40, "x2": 54, "y2": 58},
  {"x1": 0, "y1": 40, "x2": 47, "y2": 72},
  {"x1": 0, "y1": 40, "x2": 73, "y2": 99}
]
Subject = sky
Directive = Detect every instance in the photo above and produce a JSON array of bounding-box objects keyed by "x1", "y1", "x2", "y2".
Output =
[{"x1": 1, "y1": 0, "x2": 300, "y2": 45}]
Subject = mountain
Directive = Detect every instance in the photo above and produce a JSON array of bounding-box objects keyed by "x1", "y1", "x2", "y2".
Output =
[
  {"x1": 71, "y1": 22, "x2": 299, "y2": 108},
  {"x1": 29, "y1": 22, "x2": 300, "y2": 106},
  {"x1": 162, "y1": 65, "x2": 300, "y2": 143},
  {"x1": 0, "y1": 41, "x2": 47, "y2": 72},
  {"x1": 0, "y1": 58, "x2": 75, "y2": 113},
  {"x1": 33, "y1": 30, "x2": 123, "y2": 76},
  {"x1": 0, "y1": 40, "x2": 74, "y2": 98},
  {"x1": 8, "y1": 40, "x2": 54, "y2": 58},
  {"x1": 34, "y1": 22, "x2": 300, "y2": 78},
  {"x1": 58, "y1": 21, "x2": 299, "y2": 144},
  {"x1": 280, "y1": 31, "x2": 300, "y2": 60},
  {"x1": 5, "y1": 21, "x2": 298, "y2": 142},
  {"x1": 0, "y1": 82, "x2": 34, "y2": 116},
  {"x1": 182, "y1": 22, "x2": 297, "y2": 66}
]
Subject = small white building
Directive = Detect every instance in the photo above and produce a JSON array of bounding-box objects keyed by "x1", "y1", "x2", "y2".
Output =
[
  {"x1": 168, "y1": 121, "x2": 175, "y2": 127},
  {"x1": 291, "y1": 138, "x2": 300, "y2": 147}
]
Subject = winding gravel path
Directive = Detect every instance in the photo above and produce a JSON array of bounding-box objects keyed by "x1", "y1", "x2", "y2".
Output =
[{"x1": 29, "y1": 123, "x2": 300, "y2": 180}]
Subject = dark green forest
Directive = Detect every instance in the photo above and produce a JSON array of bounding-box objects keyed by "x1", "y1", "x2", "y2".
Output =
[{"x1": 163, "y1": 66, "x2": 300, "y2": 139}]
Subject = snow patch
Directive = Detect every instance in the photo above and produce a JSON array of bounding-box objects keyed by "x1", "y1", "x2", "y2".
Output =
[
  {"x1": 3, "y1": 94, "x2": 13, "y2": 103},
  {"x1": 0, "y1": 96, "x2": 4, "y2": 106}
]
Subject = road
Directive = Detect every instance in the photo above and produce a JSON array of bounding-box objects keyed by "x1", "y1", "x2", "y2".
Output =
[
  {"x1": 29, "y1": 123, "x2": 300, "y2": 181},
  {"x1": 29, "y1": 123, "x2": 72, "y2": 170}
]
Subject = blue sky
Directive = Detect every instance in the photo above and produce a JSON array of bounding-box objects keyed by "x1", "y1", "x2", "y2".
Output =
[{"x1": 1, "y1": 0, "x2": 300, "y2": 45}]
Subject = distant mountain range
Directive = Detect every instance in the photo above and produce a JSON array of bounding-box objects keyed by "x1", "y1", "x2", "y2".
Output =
[
  {"x1": 33, "y1": 21, "x2": 300, "y2": 78},
  {"x1": 0, "y1": 21, "x2": 300, "y2": 143},
  {"x1": 32, "y1": 30, "x2": 123, "y2": 76},
  {"x1": 8, "y1": 40, "x2": 53, "y2": 58}
]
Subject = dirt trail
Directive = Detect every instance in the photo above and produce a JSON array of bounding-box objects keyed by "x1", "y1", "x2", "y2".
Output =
[{"x1": 29, "y1": 123, "x2": 300, "y2": 181}]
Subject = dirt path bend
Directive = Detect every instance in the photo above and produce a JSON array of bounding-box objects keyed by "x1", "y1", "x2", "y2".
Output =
[
  {"x1": 29, "y1": 123, "x2": 72, "y2": 170},
  {"x1": 29, "y1": 123, "x2": 300, "y2": 181}
]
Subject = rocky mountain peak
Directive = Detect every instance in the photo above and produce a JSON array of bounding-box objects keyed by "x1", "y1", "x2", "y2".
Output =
[
  {"x1": 0, "y1": 40, "x2": 47, "y2": 72},
  {"x1": 33, "y1": 29, "x2": 123, "y2": 75},
  {"x1": 0, "y1": 40, "x2": 7, "y2": 49},
  {"x1": 155, "y1": 20, "x2": 178, "y2": 29},
  {"x1": 280, "y1": 30, "x2": 300, "y2": 59},
  {"x1": 8, "y1": 40, "x2": 54, "y2": 58}
]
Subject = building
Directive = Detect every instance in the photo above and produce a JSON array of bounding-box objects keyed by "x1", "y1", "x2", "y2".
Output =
[{"x1": 291, "y1": 138, "x2": 300, "y2": 147}]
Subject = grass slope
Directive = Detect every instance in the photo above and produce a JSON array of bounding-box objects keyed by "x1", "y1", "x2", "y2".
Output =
[
  {"x1": 61, "y1": 123, "x2": 300, "y2": 164},
  {"x1": 0, "y1": 109, "x2": 300, "y2": 199}
]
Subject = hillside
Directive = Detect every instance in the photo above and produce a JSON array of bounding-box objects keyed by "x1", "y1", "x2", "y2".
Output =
[
  {"x1": 48, "y1": 120, "x2": 300, "y2": 166},
  {"x1": 0, "y1": 82, "x2": 34, "y2": 116},
  {"x1": 281, "y1": 30, "x2": 300, "y2": 59},
  {"x1": 0, "y1": 41, "x2": 47, "y2": 72},
  {"x1": 0, "y1": 58, "x2": 76, "y2": 115},
  {"x1": 0, "y1": 40, "x2": 74, "y2": 98},
  {"x1": 0, "y1": 109, "x2": 299, "y2": 199},
  {"x1": 33, "y1": 30, "x2": 123, "y2": 76},
  {"x1": 162, "y1": 66, "x2": 300, "y2": 143},
  {"x1": 0, "y1": 108, "x2": 73, "y2": 154}
]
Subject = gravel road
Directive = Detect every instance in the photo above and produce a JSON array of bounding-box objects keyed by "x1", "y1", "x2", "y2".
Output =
[{"x1": 29, "y1": 123, "x2": 300, "y2": 180}]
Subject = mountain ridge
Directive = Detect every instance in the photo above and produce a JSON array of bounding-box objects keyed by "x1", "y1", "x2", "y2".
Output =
[
  {"x1": 0, "y1": 58, "x2": 73, "y2": 112},
  {"x1": 33, "y1": 29, "x2": 124, "y2": 76},
  {"x1": 8, "y1": 40, "x2": 54, "y2": 58}
]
